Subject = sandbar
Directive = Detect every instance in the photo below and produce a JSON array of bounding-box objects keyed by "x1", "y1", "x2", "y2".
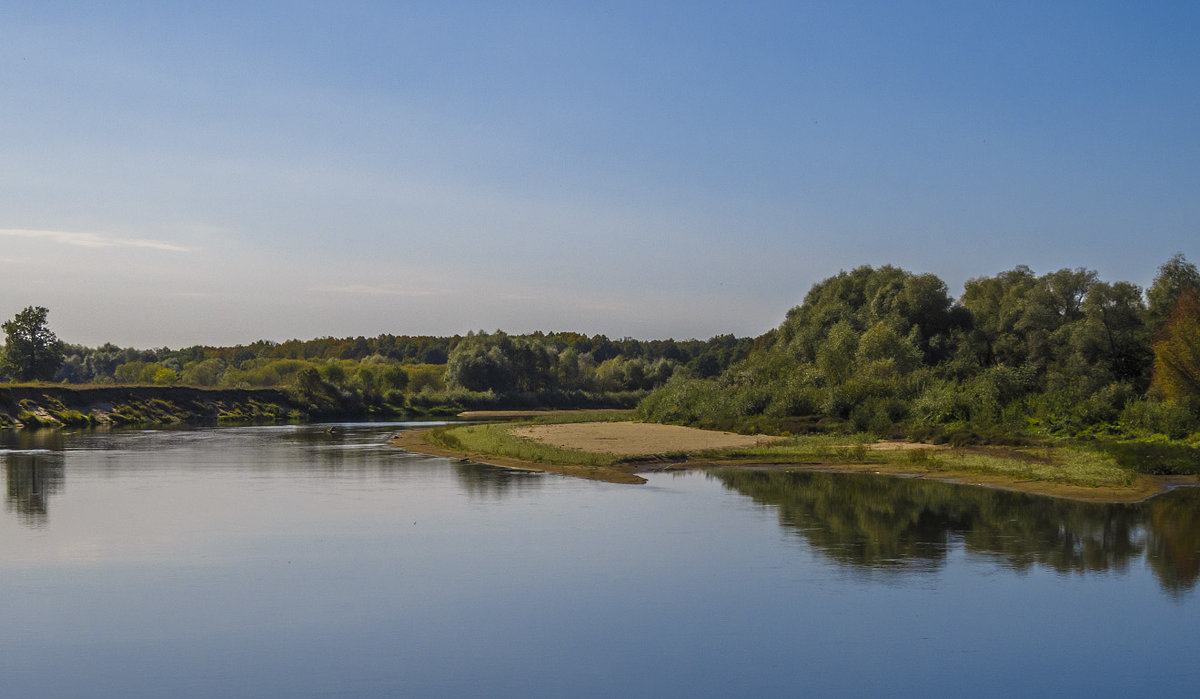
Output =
[{"x1": 392, "y1": 421, "x2": 1196, "y2": 502}]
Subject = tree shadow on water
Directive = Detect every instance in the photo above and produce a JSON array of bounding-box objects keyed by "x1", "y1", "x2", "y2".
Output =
[
  {"x1": 5, "y1": 453, "x2": 64, "y2": 529},
  {"x1": 710, "y1": 469, "x2": 1200, "y2": 595}
]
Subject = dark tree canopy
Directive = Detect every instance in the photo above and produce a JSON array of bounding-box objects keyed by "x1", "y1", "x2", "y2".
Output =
[{"x1": 2, "y1": 306, "x2": 66, "y2": 382}]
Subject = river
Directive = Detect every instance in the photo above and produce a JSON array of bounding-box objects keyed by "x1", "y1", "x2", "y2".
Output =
[{"x1": 2, "y1": 423, "x2": 1197, "y2": 697}]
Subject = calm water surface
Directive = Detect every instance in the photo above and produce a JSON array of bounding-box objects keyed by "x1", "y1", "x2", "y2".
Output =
[{"x1": 2, "y1": 424, "x2": 1198, "y2": 697}]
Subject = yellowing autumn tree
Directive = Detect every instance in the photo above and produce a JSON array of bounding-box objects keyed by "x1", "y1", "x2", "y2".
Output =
[{"x1": 1152, "y1": 289, "x2": 1200, "y2": 404}]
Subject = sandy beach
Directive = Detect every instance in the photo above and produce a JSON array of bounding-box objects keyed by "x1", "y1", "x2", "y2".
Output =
[{"x1": 508, "y1": 421, "x2": 781, "y2": 455}]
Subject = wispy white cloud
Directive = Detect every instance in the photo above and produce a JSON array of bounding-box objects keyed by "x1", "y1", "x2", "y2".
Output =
[
  {"x1": 0, "y1": 228, "x2": 192, "y2": 252},
  {"x1": 312, "y1": 284, "x2": 444, "y2": 297}
]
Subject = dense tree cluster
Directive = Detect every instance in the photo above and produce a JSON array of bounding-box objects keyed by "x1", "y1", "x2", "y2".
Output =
[
  {"x1": 2, "y1": 315, "x2": 753, "y2": 414},
  {"x1": 41, "y1": 330, "x2": 750, "y2": 391},
  {"x1": 443, "y1": 331, "x2": 694, "y2": 394},
  {"x1": 639, "y1": 257, "x2": 1200, "y2": 441}
]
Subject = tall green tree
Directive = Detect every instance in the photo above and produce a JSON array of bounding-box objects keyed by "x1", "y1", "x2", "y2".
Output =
[
  {"x1": 1, "y1": 306, "x2": 66, "y2": 381},
  {"x1": 1078, "y1": 281, "x2": 1151, "y2": 385},
  {"x1": 961, "y1": 265, "x2": 1038, "y2": 367}
]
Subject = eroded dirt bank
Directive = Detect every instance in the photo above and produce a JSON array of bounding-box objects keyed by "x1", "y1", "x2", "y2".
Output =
[{"x1": 0, "y1": 385, "x2": 297, "y2": 427}]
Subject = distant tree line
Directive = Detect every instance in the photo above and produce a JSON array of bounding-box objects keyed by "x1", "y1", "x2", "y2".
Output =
[
  {"x1": 638, "y1": 255, "x2": 1200, "y2": 443},
  {"x1": 0, "y1": 314, "x2": 755, "y2": 414}
]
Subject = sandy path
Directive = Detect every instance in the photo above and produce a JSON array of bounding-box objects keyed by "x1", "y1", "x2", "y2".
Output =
[{"x1": 508, "y1": 421, "x2": 781, "y2": 456}]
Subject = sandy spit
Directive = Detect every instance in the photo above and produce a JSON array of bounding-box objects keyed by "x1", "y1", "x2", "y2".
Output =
[{"x1": 392, "y1": 422, "x2": 1196, "y2": 502}]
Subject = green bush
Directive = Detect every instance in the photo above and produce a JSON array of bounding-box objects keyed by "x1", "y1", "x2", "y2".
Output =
[
  {"x1": 1096, "y1": 438, "x2": 1200, "y2": 475},
  {"x1": 1118, "y1": 398, "x2": 1198, "y2": 439}
]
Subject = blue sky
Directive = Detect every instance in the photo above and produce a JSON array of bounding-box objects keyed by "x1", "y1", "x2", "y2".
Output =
[{"x1": 2, "y1": 1, "x2": 1197, "y2": 347}]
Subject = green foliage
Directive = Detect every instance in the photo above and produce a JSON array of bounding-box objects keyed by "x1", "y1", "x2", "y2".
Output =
[
  {"x1": 407, "y1": 387, "x2": 501, "y2": 412},
  {"x1": 152, "y1": 367, "x2": 179, "y2": 385},
  {"x1": 179, "y1": 358, "x2": 226, "y2": 386},
  {"x1": 634, "y1": 375, "x2": 728, "y2": 426},
  {"x1": 319, "y1": 362, "x2": 346, "y2": 387},
  {"x1": 405, "y1": 364, "x2": 446, "y2": 393},
  {"x1": 1, "y1": 306, "x2": 66, "y2": 381},
  {"x1": 640, "y1": 259, "x2": 1198, "y2": 444},
  {"x1": 444, "y1": 330, "x2": 683, "y2": 397},
  {"x1": 377, "y1": 364, "x2": 409, "y2": 392},
  {"x1": 1095, "y1": 439, "x2": 1200, "y2": 476},
  {"x1": 26, "y1": 256, "x2": 1197, "y2": 435},
  {"x1": 1079, "y1": 281, "x2": 1152, "y2": 384},
  {"x1": 1147, "y1": 253, "x2": 1200, "y2": 330},
  {"x1": 1152, "y1": 289, "x2": 1200, "y2": 406},
  {"x1": 290, "y1": 366, "x2": 343, "y2": 415},
  {"x1": 38, "y1": 324, "x2": 747, "y2": 419},
  {"x1": 1118, "y1": 397, "x2": 1199, "y2": 439}
]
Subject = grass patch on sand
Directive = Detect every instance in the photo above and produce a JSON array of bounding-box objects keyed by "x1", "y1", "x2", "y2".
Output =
[
  {"x1": 713, "y1": 438, "x2": 1132, "y2": 488},
  {"x1": 427, "y1": 422, "x2": 624, "y2": 468},
  {"x1": 696, "y1": 433, "x2": 876, "y2": 463},
  {"x1": 912, "y1": 447, "x2": 1132, "y2": 488}
]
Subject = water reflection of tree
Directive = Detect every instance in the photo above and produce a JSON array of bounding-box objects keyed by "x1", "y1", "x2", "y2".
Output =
[
  {"x1": 0, "y1": 429, "x2": 67, "y2": 452},
  {"x1": 288, "y1": 427, "x2": 415, "y2": 474},
  {"x1": 711, "y1": 469, "x2": 1199, "y2": 593},
  {"x1": 452, "y1": 462, "x2": 544, "y2": 498},
  {"x1": 1145, "y1": 489, "x2": 1200, "y2": 596},
  {"x1": 5, "y1": 453, "x2": 65, "y2": 528}
]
